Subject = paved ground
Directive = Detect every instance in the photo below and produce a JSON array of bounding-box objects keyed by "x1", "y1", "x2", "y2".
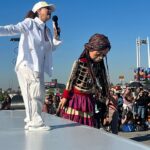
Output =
[{"x1": 118, "y1": 130, "x2": 150, "y2": 147}]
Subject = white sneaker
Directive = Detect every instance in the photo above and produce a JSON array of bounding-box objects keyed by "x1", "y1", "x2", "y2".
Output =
[
  {"x1": 24, "y1": 123, "x2": 31, "y2": 130},
  {"x1": 24, "y1": 121, "x2": 44, "y2": 130},
  {"x1": 24, "y1": 117, "x2": 30, "y2": 123},
  {"x1": 28, "y1": 125, "x2": 51, "y2": 131}
]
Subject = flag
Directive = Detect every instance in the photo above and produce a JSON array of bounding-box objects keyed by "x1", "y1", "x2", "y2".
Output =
[
  {"x1": 140, "y1": 39, "x2": 147, "y2": 44},
  {"x1": 136, "y1": 39, "x2": 147, "y2": 46}
]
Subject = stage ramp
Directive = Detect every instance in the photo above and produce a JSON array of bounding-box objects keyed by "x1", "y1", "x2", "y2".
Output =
[{"x1": 0, "y1": 110, "x2": 149, "y2": 150}]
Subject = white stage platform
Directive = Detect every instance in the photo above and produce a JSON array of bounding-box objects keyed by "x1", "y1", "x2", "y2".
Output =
[{"x1": 0, "y1": 110, "x2": 149, "y2": 150}]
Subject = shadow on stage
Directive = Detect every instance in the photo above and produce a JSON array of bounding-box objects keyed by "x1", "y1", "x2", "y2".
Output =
[
  {"x1": 51, "y1": 122, "x2": 81, "y2": 130},
  {"x1": 131, "y1": 134, "x2": 150, "y2": 142}
]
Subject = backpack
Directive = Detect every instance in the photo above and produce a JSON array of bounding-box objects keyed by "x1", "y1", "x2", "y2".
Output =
[{"x1": 121, "y1": 123, "x2": 135, "y2": 132}]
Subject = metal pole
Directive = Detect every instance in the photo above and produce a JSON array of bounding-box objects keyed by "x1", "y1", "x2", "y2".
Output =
[
  {"x1": 147, "y1": 37, "x2": 150, "y2": 68},
  {"x1": 136, "y1": 38, "x2": 139, "y2": 68},
  {"x1": 138, "y1": 37, "x2": 141, "y2": 67}
]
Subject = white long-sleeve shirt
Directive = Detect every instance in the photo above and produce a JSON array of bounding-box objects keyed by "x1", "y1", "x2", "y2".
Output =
[{"x1": 0, "y1": 17, "x2": 61, "y2": 76}]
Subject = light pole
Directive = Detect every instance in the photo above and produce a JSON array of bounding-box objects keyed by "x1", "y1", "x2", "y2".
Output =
[
  {"x1": 10, "y1": 37, "x2": 20, "y2": 65},
  {"x1": 135, "y1": 37, "x2": 149, "y2": 81}
]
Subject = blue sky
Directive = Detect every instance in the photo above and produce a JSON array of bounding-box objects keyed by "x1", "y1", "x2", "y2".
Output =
[{"x1": 0, "y1": 0, "x2": 150, "y2": 90}]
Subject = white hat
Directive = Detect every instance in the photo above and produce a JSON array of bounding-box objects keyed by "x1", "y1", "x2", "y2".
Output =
[{"x1": 32, "y1": 1, "x2": 55, "y2": 13}]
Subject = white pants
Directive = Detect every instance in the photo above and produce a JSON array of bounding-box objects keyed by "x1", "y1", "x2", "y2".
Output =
[{"x1": 16, "y1": 61, "x2": 45, "y2": 126}]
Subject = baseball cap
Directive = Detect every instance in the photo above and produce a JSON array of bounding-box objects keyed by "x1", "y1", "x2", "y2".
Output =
[{"x1": 32, "y1": 1, "x2": 55, "y2": 13}]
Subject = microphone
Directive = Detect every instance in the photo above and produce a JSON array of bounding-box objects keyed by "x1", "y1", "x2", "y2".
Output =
[{"x1": 52, "y1": 15, "x2": 60, "y2": 39}]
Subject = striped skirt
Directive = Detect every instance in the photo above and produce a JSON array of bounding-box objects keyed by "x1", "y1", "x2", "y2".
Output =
[{"x1": 61, "y1": 93, "x2": 95, "y2": 127}]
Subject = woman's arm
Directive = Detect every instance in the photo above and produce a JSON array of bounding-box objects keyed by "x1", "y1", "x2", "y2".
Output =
[
  {"x1": 121, "y1": 115, "x2": 127, "y2": 124},
  {"x1": 0, "y1": 18, "x2": 32, "y2": 36},
  {"x1": 46, "y1": 27, "x2": 61, "y2": 51}
]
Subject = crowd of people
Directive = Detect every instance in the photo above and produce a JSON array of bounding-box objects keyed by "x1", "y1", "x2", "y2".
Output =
[
  {"x1": 42, "y1": 86, "x2": 150, "y2": 134},
  {"x1": 117, "y1": 87, "x2": 150, "y2": 132}
]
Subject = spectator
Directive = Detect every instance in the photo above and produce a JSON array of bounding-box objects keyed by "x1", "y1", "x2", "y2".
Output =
[
  {"x1": 94, "y1": 94, "x2": 107, "y2": 129},
  {"x1": 53, "y1": 95, "x2": 60, "y2": 111},
  {"x1": 120, "y1": 111, "x2": 135, "y2": 132},
  {"x1": 42, "y1": 94, "x2": 55, "y2": 114},
  {"x1": 106, "y1": 91, "x2": 119, "y2": 134},
  {"x1": 1, "y1": 94, "x2": 11, "y2": 110},
  {"x1": 122, "y1": 87, "x2": 134, "y2": 118},
  {"x1": 136, "y1": 90, "x2": 148, "y2": 125}
]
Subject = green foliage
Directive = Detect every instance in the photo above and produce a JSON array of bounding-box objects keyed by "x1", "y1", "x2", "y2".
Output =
[{"x1": 143, "y1": 80, "x2": 150, "y2": 84}]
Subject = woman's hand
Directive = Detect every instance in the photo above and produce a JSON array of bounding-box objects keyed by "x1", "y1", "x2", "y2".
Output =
[
  {"x1": 54, "y1": 27, "x2": 60, "y2": 40},
  {"x1": 33, "y1": 71, "x2": 40, "y2": 82},
  {"x1": 59, "y1": 98, "x2": 68, "y2": 109},
  {"x1": 55, "y1": 98, "x2": 68, "y2": 116}
]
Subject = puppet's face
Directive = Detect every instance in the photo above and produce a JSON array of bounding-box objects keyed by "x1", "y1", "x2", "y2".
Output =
[{"x1": 89, "y1": 48, "x2": 109, "y2": 62}]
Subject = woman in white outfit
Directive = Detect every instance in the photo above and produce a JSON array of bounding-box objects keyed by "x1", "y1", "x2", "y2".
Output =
[{"x1": 0, "y1": 1, "x2": 61, "y2": 131}]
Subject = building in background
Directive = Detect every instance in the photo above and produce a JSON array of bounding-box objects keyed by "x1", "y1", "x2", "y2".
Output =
[{"x1": 45, "y1": 79, "x2": 65, "y2": 96}]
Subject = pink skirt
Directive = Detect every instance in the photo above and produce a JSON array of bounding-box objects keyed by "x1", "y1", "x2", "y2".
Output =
[{"x1": 61, "y1": 93, "x2": 95, "y2": 127}]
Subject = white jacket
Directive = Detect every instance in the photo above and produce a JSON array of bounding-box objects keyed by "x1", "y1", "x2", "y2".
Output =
[{"x1": 0, "y1": 17, "x2": 61, "y2": 76}]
